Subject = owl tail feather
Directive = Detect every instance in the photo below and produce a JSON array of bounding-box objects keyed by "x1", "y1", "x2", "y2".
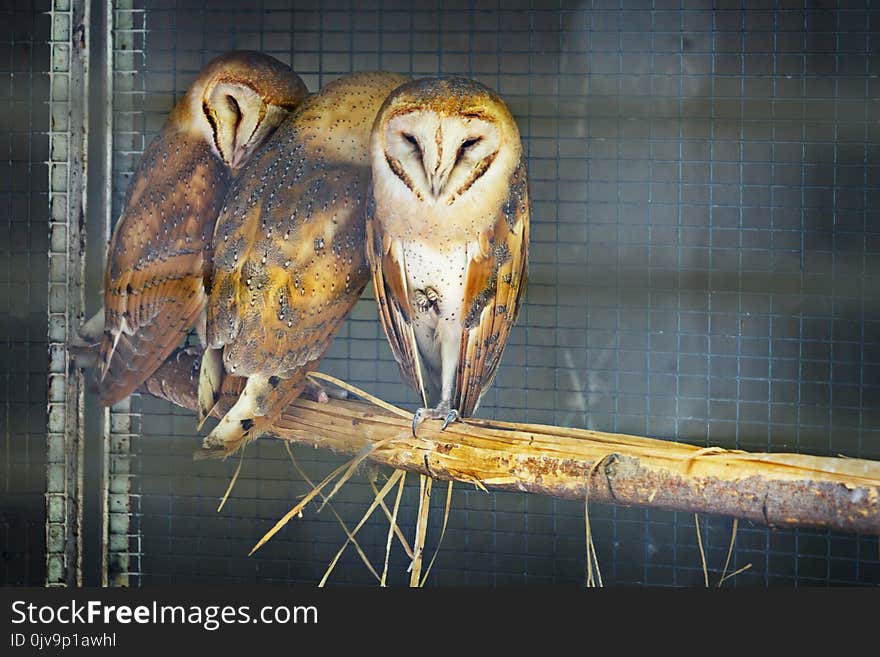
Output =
[{"x1": 196, "y1": 374, "x2": 306, "y2": 460}]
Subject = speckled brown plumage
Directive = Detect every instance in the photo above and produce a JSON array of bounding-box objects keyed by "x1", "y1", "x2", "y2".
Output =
[
  {"x1": 367, "y1": 76, "x2": 530, "y2": 431},
  {"x1": 97, "y1": 51, "x2": 308, "y2": 406},
  {"x1": 200, "y1": 71, "x2": 408, "y2": 458}
]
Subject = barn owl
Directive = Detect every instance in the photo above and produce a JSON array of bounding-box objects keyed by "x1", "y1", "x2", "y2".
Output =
[
  {"x1": 367, "y1": 77, "x2": 529, "y2": 435},
  {"x1": 198, "y1": 71, "x2": 409, "y2": 458},
  {"x1": 95, "y1": 51, "x2": 308, "y2": 406}
]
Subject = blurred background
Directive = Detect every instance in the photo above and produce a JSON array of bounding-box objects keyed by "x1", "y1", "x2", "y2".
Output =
[{"x1": 1, "y1": 0, "x2": 878, "y2": 587}]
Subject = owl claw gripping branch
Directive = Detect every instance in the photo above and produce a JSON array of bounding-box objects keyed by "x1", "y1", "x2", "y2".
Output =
[
  {"x1": 411, "y1": 406, "x2": 460, "y2": 438},
  {"x1": 367, "y1": 77, "x2": 530, "y2": 437}
]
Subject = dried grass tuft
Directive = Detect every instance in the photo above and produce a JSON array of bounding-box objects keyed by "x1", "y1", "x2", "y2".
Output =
[
  {"x1": 318, "y1": 469, "x2": 405, "y2": 587},
  {"x1": 284, "y1": 443, "x2": 379, "y2": 583}
]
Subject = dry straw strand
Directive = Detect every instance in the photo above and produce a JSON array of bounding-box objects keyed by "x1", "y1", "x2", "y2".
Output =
[
  {"x1": 317, "y1": 437, "x2": 394, "y2": 513},
  {"x1": 318, "y1": 469, "x2": 405, "y2": 587},
  {"x1": 408, "y1": 474, "x2": 433, "y2": 586},
  {"x1": 695, "y1": 514, "x2": 708, "y2": 587},
  {"x1": 584, "y1": 455, "x2": 610, "y2": 588},
  {"x1": 249, "y1": 457, "x2": 354, "y2": 555},
  {"x1": 307, "y1": 371, "x2": 411, "y2": 418},
  {"x1": 718, "y1": 563, "x2": 753, "y2": 585},
  {"x1": 717, "y1": 518, "x2": 738, "y2": 587},
  {"x1": 217, "y1": 449, "x2": 244, "y2": 513},
  {"x1": 381, "y1": 471, "x2": 407, "y2": 586},
  {"x1": 372, "y1": 479, "x2": 415, "y2": 559},
  {"x1": 716, "y1": 519, "x2": 752, "y2": 587},
  {"x1": 420, "y1": 480, "x2": 454, "y2": 587}
]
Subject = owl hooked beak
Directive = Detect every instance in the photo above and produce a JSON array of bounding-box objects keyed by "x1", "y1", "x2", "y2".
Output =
[
  {"x1": 227, "y1": 101, "x2": 290, "y2": 169},
  {"x1": 401, "y1": 131, "x2": 453, "y2": 200},
  {"x1": 429, "y1": 165, "x2": 453, "y2": 199}
]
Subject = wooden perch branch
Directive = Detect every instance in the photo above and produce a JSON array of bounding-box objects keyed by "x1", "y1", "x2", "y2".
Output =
[{"x1": 142, "y1": 350, "x2": 880, "y2": 535}]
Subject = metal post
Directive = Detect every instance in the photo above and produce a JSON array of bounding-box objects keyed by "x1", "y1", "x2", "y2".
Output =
[
  {"x1": 46, "y1": 0, "x2": 89, "y2": 588},
  {"x1": 101, "y1": 0, "x2": 143, "y2": 587},
  {"x1": 99, "y1": 0, "x2": 116, "y2": 588}
]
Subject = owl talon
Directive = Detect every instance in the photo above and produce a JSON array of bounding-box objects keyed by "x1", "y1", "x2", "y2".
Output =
[
  {"x1": 412, "y1": 408, "x2": 427, "y2": 437},
  {"x1": 411, "y1": 405, "x2": 458, "y2": 435},
  {"x1": 441, "y1": 409, "x2": 459, "y2": 431}
]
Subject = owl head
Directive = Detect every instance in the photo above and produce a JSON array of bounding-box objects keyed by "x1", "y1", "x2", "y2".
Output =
[
  {"x1": 371, "y1": 77, "x2": 522, "y2": 208},
  {"x1": 180, "y1": 50, "x2": 309, "y2": 170}
]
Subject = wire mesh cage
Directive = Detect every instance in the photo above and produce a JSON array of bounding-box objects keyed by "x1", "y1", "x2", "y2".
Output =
[
  {"x1": 2, "y1": 0, "x2": 879, "y2": 588},
  {"x1": 1, "y1": 0, "x2": 50, "y2": 587}
]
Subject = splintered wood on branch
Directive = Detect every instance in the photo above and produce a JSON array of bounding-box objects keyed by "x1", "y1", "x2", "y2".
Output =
[{"x1": 142, "y1": 350, "x2": 880, "y2": 535}]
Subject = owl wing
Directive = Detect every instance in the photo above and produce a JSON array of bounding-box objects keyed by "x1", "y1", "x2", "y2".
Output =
[
  {"x1": 200, "y1": 167, "x2": 371, "y2": 457},
  {"x1": 454, "y1": 157, "x2": 529, "y2": 417},
  {"x1": 365, "y1": 195, "x2": 428, "y2": 405},
  {"x1": 98, "y1": 134, "x2": 228, "y2": 406}
]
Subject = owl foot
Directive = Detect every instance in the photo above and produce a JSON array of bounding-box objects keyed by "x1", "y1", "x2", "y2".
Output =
[
  {"x1": 302, "y1": 379, "x2": 350, "y2": 402},
  {"x1": 301, "y1": 379, "x2": 330, "y2": 404},
  {"x1": 414, "y1": 286, "x2": 440, "y2": 312},
  {"x1": 411, "y1": 404, "x2": 460, "y2": 437}
]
